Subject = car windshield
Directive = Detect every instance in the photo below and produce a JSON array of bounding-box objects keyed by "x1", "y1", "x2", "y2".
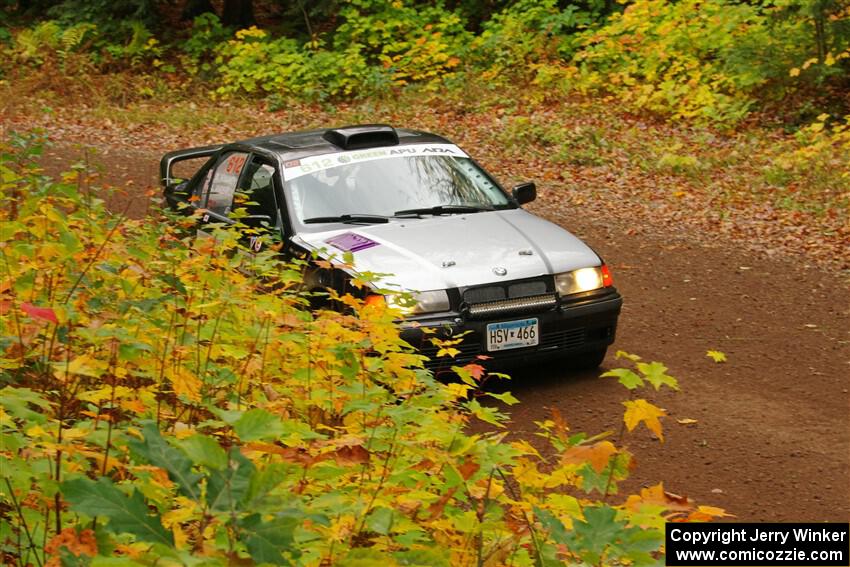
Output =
[{"x1": 285, "y1": 150, "x2": 511, "y2": 226}]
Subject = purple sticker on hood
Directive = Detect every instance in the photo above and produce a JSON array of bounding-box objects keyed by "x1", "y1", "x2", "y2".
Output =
[{"x1": 325, "y1": 232, "x2": 380, "y2": 253}]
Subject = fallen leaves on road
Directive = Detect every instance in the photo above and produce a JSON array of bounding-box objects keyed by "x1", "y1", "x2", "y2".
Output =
[{"x1": 706, "y1": 349, "x2": 727, "y2": 363}]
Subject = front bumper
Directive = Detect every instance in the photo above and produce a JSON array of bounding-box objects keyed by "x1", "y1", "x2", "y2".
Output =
[{"x1": 400, "y1": 289, "x2": 622, "y2": 372}]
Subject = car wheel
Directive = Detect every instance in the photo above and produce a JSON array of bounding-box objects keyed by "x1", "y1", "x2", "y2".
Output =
[{"x1": 567, "y1": 347, "x2": 608, "y2": 371}]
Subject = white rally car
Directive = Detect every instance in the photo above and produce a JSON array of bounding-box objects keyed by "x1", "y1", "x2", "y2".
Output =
[{"x1": 161, "y1": 124, "x2": 622, "y2": 371}]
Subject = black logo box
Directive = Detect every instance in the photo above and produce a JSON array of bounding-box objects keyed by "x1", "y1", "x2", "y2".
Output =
[{"x1": 666, "y1": 523, "x2": 849, "y2": 566}]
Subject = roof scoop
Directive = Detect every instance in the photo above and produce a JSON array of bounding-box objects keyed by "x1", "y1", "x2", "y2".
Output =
[{"x1": 322, "y1": 124, "x2": 399, "y2": 150}]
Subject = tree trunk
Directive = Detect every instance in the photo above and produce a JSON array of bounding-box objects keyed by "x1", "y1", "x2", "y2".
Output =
[{"x1": 222, "y1": 0, "x2": 255, "y2": 28}]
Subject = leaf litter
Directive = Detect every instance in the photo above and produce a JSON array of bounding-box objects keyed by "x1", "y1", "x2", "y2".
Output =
[{"x1": 4, "y1": 94, "x2": 848, "y2": 278}]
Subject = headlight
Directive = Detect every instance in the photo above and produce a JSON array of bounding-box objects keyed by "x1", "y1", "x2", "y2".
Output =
[
  {"x1": 554, "y1": 266, "x2": 607, "y2": 296},
  {"x1": 385, "y1": 290, "x2": 451, "y2": 315}
]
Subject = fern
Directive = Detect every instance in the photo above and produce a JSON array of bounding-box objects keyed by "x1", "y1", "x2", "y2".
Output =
[
  {"x1": 13, "y1": 21, "x2": 94, "y2": 64},
  {"x1": 60, "y1": 23, "x2": 96, "y2": 52},
  {"x1": 14, "y1": 21, "x2": 61, "y2": 62}
]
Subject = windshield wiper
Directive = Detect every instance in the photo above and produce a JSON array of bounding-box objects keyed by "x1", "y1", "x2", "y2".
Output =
[
  {"x1": 303, "y1": 214, "x2": 390, "y2": 224},
  {"x1": 394, "y1": 205, "x2": 494, "y2": 216}
]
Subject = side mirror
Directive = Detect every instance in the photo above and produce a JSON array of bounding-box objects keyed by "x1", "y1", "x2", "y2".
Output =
[
  {"x1": 163, "y1": 181, "x2": 190, "y2": 211},
  {"x1": 512, "y1": 182, "x2": 536, "y2": 205}
]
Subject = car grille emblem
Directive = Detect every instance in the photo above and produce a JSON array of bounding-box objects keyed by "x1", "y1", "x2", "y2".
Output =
[
  {"x1": 492, "y1": 267, "x2": 507, "y2": 276},
  {"x1": 442, "y1": 260, "x2": 456, "y2": 268}
]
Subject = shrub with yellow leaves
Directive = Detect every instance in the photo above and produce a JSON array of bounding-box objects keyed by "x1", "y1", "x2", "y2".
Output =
[{"x1": 1, "y1": 135, "x2": 724, "y2": 566}]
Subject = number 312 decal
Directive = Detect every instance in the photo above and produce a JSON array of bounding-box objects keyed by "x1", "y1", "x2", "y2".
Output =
[{"x1": 226, "y1": 155, "x2": 247, "y2": 174}]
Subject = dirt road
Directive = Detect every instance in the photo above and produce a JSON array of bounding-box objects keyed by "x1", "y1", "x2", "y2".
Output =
[{"x1": 38, "y1": 144, "x2": 850, "y2": 523}]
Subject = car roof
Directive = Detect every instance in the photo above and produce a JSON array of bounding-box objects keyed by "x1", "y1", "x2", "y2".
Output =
[{"x1": 232, "y1": 125, "x2": 454, "y2": 161}]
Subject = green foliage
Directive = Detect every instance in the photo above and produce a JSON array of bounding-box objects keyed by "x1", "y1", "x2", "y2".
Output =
[
  {"x1": 565, "y1": 0, "x2": 772, "y2": 124},
  {"x1": 6, "y1": 0, "x2": 848, "y2": 125},
  {"x1": 564, "y1": 0, "x2": 850, "y2": 124},
  {"x1": 46, "y1": 0, "x2": 157, "y2": 31},
  {"x1": 473, "y1": 0, "x2": 603, "y2": 83},
  {"x1": 773, "y1": 111, "x2": 850, "y2": 189},
  {"x1": 10, "y1": 20, "x2": 94, "y2": 65},
  {"x1": 214, "y1": 27, "x2": 377, "y2": 100},
  {"x1": 61, "y1": 478, "x2": 175, "y2": 547},
  {"x1": 180, "y1": 13, "x2": 231, "y2": 78},
  {"x1": 8, "y1": 17, "x2": 161, "y2": 70},
  {"x1": 214, "y1": 0, "x2": 472, "y2": 99},
  {"x1": 333, "y1": 0, "x2": 471, "y2": 86},
  {"x1": 0, "y1": 136, "x2": 722, "y2": 565}
]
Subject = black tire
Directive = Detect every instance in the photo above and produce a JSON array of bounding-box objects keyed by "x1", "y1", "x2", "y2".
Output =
[{"x1": 568, "y1": 347, "x2": 608, "y2": 371}]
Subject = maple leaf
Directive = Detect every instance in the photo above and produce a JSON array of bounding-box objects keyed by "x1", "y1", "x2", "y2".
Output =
[
  {"x1": 121, "y1": 398, "x2": 147, "y2": 414},
  {"x1": 561, "y1": 441, "x2": 617, "y2": 473},
  {"x1": 61, "y1": 478, "x2": 173, "y2": 546},
  {"x1": 458, "y1": 458, "x2": 480, "y2": 480},
  {"x1": 331, "y1": 445, "x2": 370, "y2": 466},
  {"x1": 463, "y1": 363, "x2": 485, "y2": 380},
  {"x1": 706, "y1": 349, "x2": 727, "y2": 363},
  {"x1": 436, "y1": 347, "x2": 460, "y2": 358},
  {"x1": 488, "y1": 391, "x2": 520, "y2": 405},
  {"x1": 45, "y1": 528, "x2": 98, "y2": 560},
  {"x1": 636, "y1": 361, "x2": 678, "y2": 390},
  {"x1": 550, "y1": 407, "x2": 570, "y2": 439},
  {"x1": 625, "y1": 483, "x2": 693, "y2": 513},
  {"x1": 615, "y1": 350, "x2": 642, "y2": 362},
  {"x1": 622, "y1": 399, "x2": 667, "y2": 441},
  {"x1": 687, "y1": 505, "x2": 733, "y2": 521},
  {"x1": 452, "y1": 364, "x2": 480, "y2": 386},
  {"x1": 166, "y1": 366, "x2": 201, "y2": 402},
  {"x1": 129, "y1": 424, "x2": 202, "y2": 500},
  {"x1": 601, "y1": 367, "x2": 644, "y2": 390},
  {"x1": 21, "y1": 302, "x2": 58, "y2": 324},
  {"x1": 239, "y1": 513, "x2": 301, "y2": 564}
]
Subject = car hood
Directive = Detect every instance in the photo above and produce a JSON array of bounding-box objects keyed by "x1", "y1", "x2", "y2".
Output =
[{"x1": 293, "y1": 209, "x2": 601, "y2": 291}]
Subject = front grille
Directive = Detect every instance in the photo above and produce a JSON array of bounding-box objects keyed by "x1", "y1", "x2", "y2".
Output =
[
  {"x1": 464, "y1": 286, "x2": 506, "y2": 303},
  {"x1": 466, "y1": 293, "x2": 557, "y2": 319},
  {"x1": 508, "y1": 281, "x2": 547, "y2": 297},
  {"x1": 539, "y1": 328, "x2": 586, "y2": 351},
  {"x1": 421, "y1": 326, "x2": 589, "y2": 371},
  {"x1": 463, "y1": 279, "x2": 549, "y2": 304}
]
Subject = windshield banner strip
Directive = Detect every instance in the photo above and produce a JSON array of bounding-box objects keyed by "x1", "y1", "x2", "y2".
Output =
[{"x1": 282, "y1": 143, "x2": 469, "y2": 181}]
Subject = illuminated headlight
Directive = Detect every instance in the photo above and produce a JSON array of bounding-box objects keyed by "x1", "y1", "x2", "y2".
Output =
[
  {"x1": 386, "y1": 290, "x2": 451, "y2": 315},
  {"x1": 554, "y1": 267, "x2": 605, "y2": 296}
]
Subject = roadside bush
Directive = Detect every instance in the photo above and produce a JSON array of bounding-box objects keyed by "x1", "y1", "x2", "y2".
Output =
[
  {"x1": 214, "y1": 27, "x2": 375, "y2": 99},
  {"x1": 215, "y1": 0, "x2": 470, "y2": 99},
  {"x1": 472, "y1": 0, "x2": 603, "y2": 83},
  {"x1": 0, "y1": 137, "x2": 723, "y2": 565},
  {"x1": 563, "y1": 0, "x2": 850, "y2": 124},
  {"x1": 180, "y1": 13, "x2": 231, "y2": 79},
  {"x1": 333, "y1": 0, "x2": 470, "y2": 87},
  {"x1": 771, "y1": 112, "x2": 850, "y2": 202},
  {"x1": 7, "y1": 0, "x2": 847, "y2": 124},
  {"x1": 9, "y1": 20, "x2": 95, "y2": 66},
  {"x1": 563, "y1": 0, "x2": 774, "y2": 124},
  {"x1": 9, "y1": 18, "x2": 162, "y2": 71}
]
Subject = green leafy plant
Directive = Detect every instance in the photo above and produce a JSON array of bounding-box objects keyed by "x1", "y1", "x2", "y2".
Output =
[{"x1": 1, "y1": 135, "x2": 724, "y2": 566}]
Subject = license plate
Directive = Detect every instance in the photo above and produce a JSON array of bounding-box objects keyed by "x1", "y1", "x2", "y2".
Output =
[{"x1": 486, "y1": 318, "x2": 539, "y2": 351}]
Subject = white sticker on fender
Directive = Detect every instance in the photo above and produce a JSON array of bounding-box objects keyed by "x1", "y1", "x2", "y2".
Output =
[{"x1": 282, "y1": 143, "x2": 468, "y2": 181}]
